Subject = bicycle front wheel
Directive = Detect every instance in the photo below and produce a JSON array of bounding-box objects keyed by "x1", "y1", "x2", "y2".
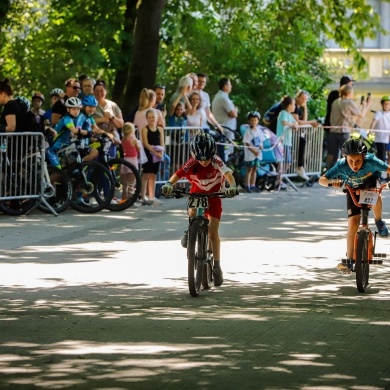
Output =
[
  {"x1": 356, "y1": 230, "x2": 370, "y2": 293},
  {"x1": 187, "y1": 219, "x2": 205, "y2": 297},
  {"x1": 38, "y1": 166, "x2": 73, "y2": 214},
  {"x1": 69, "y1": 161, "x2": 115, "y2": 213},
  {"x1": 105, "y1": 158, "x2": 141, "y2": 211}
]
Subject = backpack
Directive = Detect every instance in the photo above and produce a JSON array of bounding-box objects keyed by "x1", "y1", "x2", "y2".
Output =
[
  {"x1": 15, "y1": 98, "x2": 45, "y2": 133},
  {"x1": 263, "y1": 102, "x2": 283, "y2": 133},
  {"x1": 26, "y1": 111, "x2": 46, "y2": 133}
]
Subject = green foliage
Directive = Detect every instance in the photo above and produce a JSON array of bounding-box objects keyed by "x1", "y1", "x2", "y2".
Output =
[{"x1": 0, "y1": 0, "x2": 386, "y2": 118}]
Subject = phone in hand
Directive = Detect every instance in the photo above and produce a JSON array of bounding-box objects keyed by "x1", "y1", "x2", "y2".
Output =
[
  {"x1": 361, "y1": 96, "x2": 365, "y2": 105},
  {"x1": 367, "y1": 92, "x2": 371, "y2": 103}
]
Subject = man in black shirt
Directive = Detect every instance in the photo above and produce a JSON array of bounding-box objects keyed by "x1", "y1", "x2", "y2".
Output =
[{"x1": 51, "y1": 78, "x2": 81, "y2": 126}]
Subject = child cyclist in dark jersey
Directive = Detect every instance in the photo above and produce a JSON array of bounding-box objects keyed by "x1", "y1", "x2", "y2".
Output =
[
  {"x1": 319, "y1": 138, "x2": 390, "y2": 272},
  {"x1": 161, "y1": 132, "x2": 238, "y2": 286}
]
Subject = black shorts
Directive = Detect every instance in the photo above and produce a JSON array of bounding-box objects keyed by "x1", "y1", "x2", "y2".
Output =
[{"x1": 346, "y1": 176, "x2": 377, "y2": 218}]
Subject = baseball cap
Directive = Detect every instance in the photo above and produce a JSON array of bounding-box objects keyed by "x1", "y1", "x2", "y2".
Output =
[{"x1": 340, "y1": 75, "x2": 355, "y2": 86}]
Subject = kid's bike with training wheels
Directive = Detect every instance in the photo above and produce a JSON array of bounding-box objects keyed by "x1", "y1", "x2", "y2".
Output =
[
  {"x1": 337, "y1": 183, "x2": 388, "y2": 293},
  {"x1": 172, "y1": 188, "x2": 233, "y2": 297}
]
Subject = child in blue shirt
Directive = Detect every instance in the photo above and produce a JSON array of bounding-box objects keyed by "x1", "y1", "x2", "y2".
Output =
[{"x1": 319, "y1": 138, "x2": 390, "y2": 271}]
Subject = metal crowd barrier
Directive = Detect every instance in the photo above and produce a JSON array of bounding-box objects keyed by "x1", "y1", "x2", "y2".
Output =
[
  {"x1": 155, "y1": 125, "x2": 323, "y2": 191},
  {"x1": 0, "y1": 132, "x2": 56, "y2": 215},
  {"x1": 280, "y1": 125, "x2": 323, "y2": 191}
]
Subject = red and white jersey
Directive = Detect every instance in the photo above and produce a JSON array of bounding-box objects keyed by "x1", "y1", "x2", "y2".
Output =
[{"x1": 175, "y1": 155, "x2": 232, "y2": 194}]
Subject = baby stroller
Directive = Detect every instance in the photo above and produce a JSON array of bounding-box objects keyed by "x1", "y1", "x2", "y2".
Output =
[{"x1": 238, "y1": 124, "x2": 283, "y2": 191}]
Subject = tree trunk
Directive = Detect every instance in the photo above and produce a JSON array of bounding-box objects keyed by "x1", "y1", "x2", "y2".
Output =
[
  {"x1": 111, "y1": 0, "x2": 138, "y2": 108},
  {"x1": 120, "y1": 0, "x2": 166, "y2": 113}
]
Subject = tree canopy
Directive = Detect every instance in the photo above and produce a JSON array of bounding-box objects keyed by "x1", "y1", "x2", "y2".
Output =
[{"x1": 0, "y1": 0, "x2": 386, "y2": 120}]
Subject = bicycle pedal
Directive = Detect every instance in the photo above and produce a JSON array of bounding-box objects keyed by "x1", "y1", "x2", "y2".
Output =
[
  {"x1": 370, "y1": 259, "x2": 384, "y2": 265},
  {"x1": 373, "y1": 253, "x2": 387, "y2": 258},
  {"x1": 341, "y1": 258, "x2": 355, "y2": 264}
]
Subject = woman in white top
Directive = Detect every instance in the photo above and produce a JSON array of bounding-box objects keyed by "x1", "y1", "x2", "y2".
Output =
[{"x1": 186, "y1": 91, "x2": 206, "y2": 139}]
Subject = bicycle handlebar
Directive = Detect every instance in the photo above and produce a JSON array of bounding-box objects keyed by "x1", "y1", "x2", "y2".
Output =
[
  {"x1": 328, "y1": 181, "x2": 389, "y2": 208},
  {"x1": 170, "y1": 188, "x2": 237, "y2": 199}
]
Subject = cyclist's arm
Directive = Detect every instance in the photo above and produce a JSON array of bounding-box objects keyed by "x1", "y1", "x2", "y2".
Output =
[
  {"x1": 166, "y1": 173, "x2": 180, "y2": 186},
  {"x1": 224, "y1": 171, "x2": 237, "y2": 187},
  {"x1": 319, "y1": 175, "x2": 342, "y2": 187}
]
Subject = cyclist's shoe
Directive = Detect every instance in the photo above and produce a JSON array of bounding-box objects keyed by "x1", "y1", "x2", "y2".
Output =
[
  {"x1": 213, "y1": 265, "x2": 224, "y2": 286},
  {"x1": 76, "y1": 198, "x2": 92, "y2": 207},
  {"x1": 375, "y1": 219, "x2": 389, "y2": 237},
  {"x1": 337, "y1": 262, "x2": 353, "y2": 274},
  {"x1": 181, "y1": 230, "x2": 188, "y2": 248}
]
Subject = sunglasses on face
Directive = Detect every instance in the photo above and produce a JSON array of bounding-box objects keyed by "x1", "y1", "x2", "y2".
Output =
[{"x1": 72, "y1": 86, "x2": 81, "y2": 90}]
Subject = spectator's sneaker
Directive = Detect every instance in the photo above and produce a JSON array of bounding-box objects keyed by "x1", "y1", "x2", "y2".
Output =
[
  {"x1": 280, "y1": 182, "x2": 287, "y2": 190},
  {"x1": 251, "y1": 186, "x2": 260, "y2": 193},
  {"x1": 246, "y1": 186, "x2": 252, "y2": 193},
  {"x1": 141, "y1": 199, "x2": 153, "y2": 206},
  {"x1": 213, "y1": 265, "x2": 224, "y2": 286},
  {"x1": 337, "y1": 262, "x2": 353, "y2": 274},
  {"x1": 181, "y1": 230, "x2": 188, "y2": 248},
  {"x1": 375, "y1": 219, "x2": 389, "y2": 237},
  {"x1": 296, "y1": 167, "x2": 310, "y2": 181}
]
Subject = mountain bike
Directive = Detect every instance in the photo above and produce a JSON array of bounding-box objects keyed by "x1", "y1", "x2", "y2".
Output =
[
  {"x1": 172, "y1": 188, "x2": 232, "y2": 297},
  {"x1": 57, "y1": 140, "x2": 115, "y2": 213},
  {"x1": 93, "y1": 135, "x2": 141, "y2": 211},
  {"x1": 339, "y1": 183, "x2": 388, "y2": 293}
]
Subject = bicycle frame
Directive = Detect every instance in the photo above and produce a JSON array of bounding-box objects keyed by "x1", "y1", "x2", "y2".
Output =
[
  {"x1": 345, "y1": 183, "x2": 387, "y2": 262},
  {"x1": 343, "y1": 183, "x2": 387, "y2": 292},
  {"x1": 172, "y1": 189, "x2": 226, "y2": 297}
]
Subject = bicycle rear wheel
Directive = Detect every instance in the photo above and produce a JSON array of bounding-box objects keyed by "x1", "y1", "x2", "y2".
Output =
[
  {"x1": 187, "y1": 219, "x2": 205, "y2": 297},
  {"x1": 38, "y1": 166, "x2": 72, "y2": 214},
  {"x1": 105, "y1": 158, "x2": 141, "y2": 211},
  {"x1": 356, "y1": 230, "x2": 370, "y2": 293},
  {"x1": 69, "y1": 161, "x2": 115, "y2": 213}
]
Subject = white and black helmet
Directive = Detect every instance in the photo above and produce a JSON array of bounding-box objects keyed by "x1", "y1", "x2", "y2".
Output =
[
  {"x1": 50, "y1": 88, "x2": 64, "y2": 97},
  {"x1": 190, "y1": 132, "x2": 216, "y2": 161},
  {"x1": 65, "y1": 97, "x2": 82, "y2": 108}
]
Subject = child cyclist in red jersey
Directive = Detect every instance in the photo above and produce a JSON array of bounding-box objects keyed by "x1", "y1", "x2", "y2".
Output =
[
  {"x1": 319, "y1": 138, "x2": 390, "y2": 272},
  {"x1": 161, "y1": 132, "x2": 238, "y2": 286}
]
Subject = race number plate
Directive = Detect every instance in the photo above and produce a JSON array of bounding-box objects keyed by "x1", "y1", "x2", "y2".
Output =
[
  {"x1": 188, "y1": 196, "x2": 209, "y2": 209},
  {"x1": 359, "y1": 190, "x2": 379, "y2": 205}
]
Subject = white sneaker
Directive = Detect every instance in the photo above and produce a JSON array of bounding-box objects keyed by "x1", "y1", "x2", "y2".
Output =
[
  {"x1": 296, "y1": 167, "x2": 309, "y2": 181},
  {"x1": 151, "y1": 198, "x2": 163, "y2": 205}
]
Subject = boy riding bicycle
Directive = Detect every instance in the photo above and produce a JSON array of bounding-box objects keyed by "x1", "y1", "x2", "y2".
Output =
[
  {"x1": 161, "y1": 132, "x2": 238, "y2": 286},
  {"x1": 319, "y1": 138, "x2": 390, "y2": 272}
]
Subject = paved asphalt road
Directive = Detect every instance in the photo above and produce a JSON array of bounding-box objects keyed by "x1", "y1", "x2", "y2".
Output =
[{"x1": 0, "y1": 183, "x2": 389, "y2": 389}]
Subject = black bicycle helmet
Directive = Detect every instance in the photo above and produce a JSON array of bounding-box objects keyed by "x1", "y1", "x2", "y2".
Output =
[
  {"x1": 190, "y1": 132, "x2": 216, "y2": 161},
  {"x1": 342, "y1": 138, "x2": 367, "y2": 156},
  {"x1": 246, "y1": 111, "x2": 261, "y2": 120}
]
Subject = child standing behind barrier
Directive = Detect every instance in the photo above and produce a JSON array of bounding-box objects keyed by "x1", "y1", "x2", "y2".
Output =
[
  {"x1": 276, "y1": 96, "x2": 298, "y2": 173},
  {"x1": 243, "y1": 111, "x2": 265, "y2": 193},
  {"x1": 120, "y1": 122, "x2": 140, "y2": 204},
  {"x1": 140, "y1": 109, "x2": 165, "y2": 206},
  {"x1": 370, "y1": 96, "x2": 390, "y2": 164}
]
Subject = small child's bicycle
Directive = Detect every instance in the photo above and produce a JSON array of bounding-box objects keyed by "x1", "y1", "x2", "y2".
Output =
[
  {"x1": 339, "y1": 183, "x2": 388, "y2": 292},
  {"x1": 172, "y1": 188, "x2": 229, "y2": 297}
]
